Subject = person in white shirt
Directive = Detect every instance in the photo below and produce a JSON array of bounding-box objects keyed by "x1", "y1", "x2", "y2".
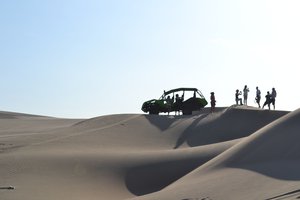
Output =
[
  {"x1": 243, "y1": 85, "x2": 250, "y2": 105},
  {"x1": 271, "y1": 88, "x2": 277, "y2": 110}
]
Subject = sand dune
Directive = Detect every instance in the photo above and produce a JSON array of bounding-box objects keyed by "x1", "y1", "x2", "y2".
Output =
[{"x1": 0, "y1": 106, "x2": 294, "y2": 200}]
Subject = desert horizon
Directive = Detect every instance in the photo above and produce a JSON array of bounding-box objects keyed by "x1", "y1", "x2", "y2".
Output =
[{"x1": 2, "y1": 1, "x2": 300, "y2": 199}]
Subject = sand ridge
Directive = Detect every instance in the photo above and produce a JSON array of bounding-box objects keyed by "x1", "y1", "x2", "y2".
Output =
[{"x1": 0, "y1": 107, "x2": 296, "y2": 200}]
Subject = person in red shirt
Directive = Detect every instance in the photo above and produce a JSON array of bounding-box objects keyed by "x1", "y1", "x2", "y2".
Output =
[{"x1": 210, "y1": 92, "x2": 216, "y2": 112}]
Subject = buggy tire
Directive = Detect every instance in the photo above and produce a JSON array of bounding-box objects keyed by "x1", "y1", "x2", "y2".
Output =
[
  {"x1": 182, "y1": 109, "x2": 192, "y2": 115},
  {"x1": 149, "y1": 105, "x2": 159, "y2": 115}
]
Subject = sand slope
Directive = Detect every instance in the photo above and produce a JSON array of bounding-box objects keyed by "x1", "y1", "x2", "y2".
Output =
[
  {"x1": 0, "y1": 107, "x2": 293, "y2": 200},
  {"x1": 131, "y1": 108, "x2": 300, "y2": 200}
]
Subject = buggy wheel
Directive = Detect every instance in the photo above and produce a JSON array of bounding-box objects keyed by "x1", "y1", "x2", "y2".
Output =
[
  {"x1": 182, "y1": 109, "x2": 192, "y2": 115},
  {"x1": 149, "y1": 105, "x2": 159, "y2": 115}
]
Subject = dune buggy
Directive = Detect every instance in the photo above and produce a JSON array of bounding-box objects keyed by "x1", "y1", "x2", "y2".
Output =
[{"x1": 141, "y1": 88, "x2": 208, "y2": 115}]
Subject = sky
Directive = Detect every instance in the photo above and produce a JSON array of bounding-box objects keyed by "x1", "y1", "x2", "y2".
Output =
[{"x1": 0, "y1": 0, "x2": 300, "y2": 118}]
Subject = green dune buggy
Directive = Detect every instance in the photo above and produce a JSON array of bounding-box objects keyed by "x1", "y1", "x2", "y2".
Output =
[{"x1": 141, "y1": 88, "x2": 208, "y2": 115}]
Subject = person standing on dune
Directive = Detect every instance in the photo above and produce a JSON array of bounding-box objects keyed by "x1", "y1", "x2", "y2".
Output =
[
  {"x1": 255, "y1": 86, "x2": 261, "y2": 108},
  {"x1": 210, "y1": 92, "x2": 216, "y2": 112},
  {"x1": 243, "y1": 85, "x2": 250, "y2": 105},
  {"x1": 271, "y1": 87, "x2": 277, "y2": 110}
]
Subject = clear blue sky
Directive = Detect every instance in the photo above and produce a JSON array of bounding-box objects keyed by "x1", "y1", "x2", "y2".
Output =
[{"x1": 0, "y1": 0, "x2": 299, "y2": 118}]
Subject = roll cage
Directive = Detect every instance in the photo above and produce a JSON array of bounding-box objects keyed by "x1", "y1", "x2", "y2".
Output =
[{"x1": 159, "y1": 88, "x2": 205, "y2": 100}]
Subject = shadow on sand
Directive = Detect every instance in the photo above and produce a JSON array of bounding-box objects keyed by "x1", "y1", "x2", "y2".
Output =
[
  {"x1": 175, "y1": 108, "x2": 288, "y2": 148},
  {"x1": 143, "y1": 114, "x2": 188, "y2": 131},
  {"x1": 174, "y1": 113, "x2": 209, "y2": 148},
  {"x1": 125, "y1": 157, "x2": 209, "y2": 196}
]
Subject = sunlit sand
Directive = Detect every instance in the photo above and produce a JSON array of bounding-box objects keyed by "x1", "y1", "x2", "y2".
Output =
[{"x1": 2, "y1": 106, "x2": 300, "y2": 200}]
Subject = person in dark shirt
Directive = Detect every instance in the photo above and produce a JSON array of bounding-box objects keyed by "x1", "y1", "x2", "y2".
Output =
[
  {"x1": 262, "y1": 91, "x2": 271, "y2": 110},
  {"x1": 235, "y1": 89, "x2": 243, "y2": 105},
  {"x1": 166, "y1": 96, "x2": 174, "y2": 115},
  {"x1": 255, "y1": 86, "x2": 261, "y2": 108},
  {"x1": 270, "y1": 88, "x2": 277, "y2": 110}
]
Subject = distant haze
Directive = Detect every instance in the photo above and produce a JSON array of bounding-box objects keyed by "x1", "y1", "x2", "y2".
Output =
[{"x1": 0, "y1": 0, "x2": 299, "y2": 118}]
